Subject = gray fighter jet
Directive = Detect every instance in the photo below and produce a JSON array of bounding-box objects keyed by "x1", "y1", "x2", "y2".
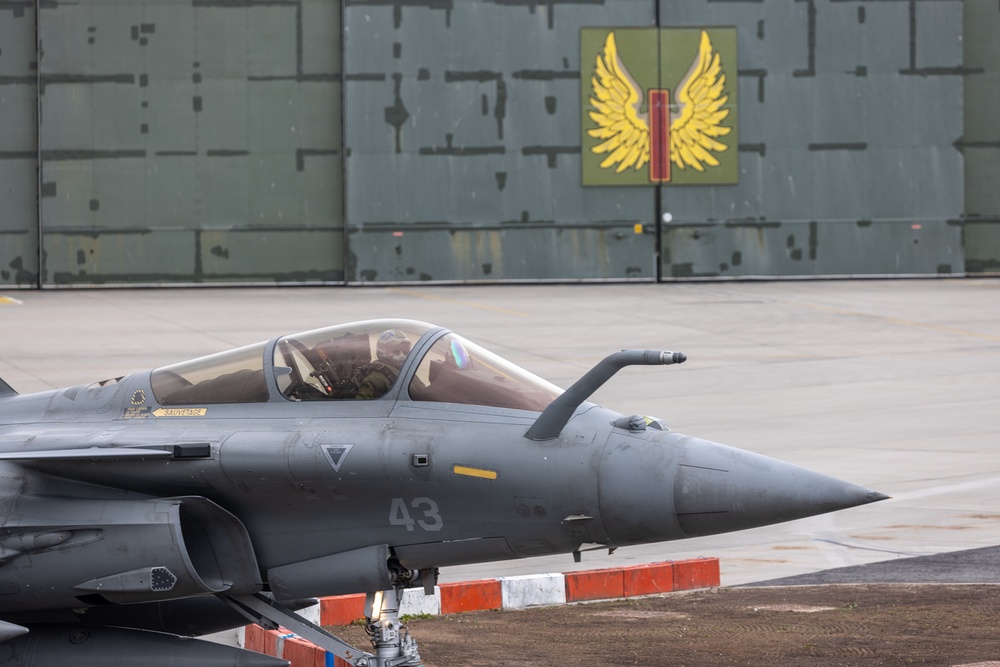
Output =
[{"x1": 0, "y1": 319, "x2": 886, "y2": 666}]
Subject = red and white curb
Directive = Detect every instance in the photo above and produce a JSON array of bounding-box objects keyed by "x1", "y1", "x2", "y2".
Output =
[{"x1": 242, "y1": 558, "x2": 719, "y2": 666}]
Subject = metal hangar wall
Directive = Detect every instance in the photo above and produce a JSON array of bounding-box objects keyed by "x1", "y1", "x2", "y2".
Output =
[{"x1": 1, "y1": 0, "x2": 998, "y2": 287}]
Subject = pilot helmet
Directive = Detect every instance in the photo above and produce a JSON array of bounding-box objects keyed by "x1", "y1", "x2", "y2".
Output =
[{"x1": 376, "y1": 329, "x2": 411, "y2": 366}]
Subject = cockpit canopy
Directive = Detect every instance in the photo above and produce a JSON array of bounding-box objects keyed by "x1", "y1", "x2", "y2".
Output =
[{"x1": 150, "y1": 319, "x2": 561, "y2": 412}]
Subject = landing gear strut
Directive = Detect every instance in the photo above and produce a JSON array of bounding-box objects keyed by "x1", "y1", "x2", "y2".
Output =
[
  {"x1": 363, "y1": 588, "x2": 422, "y2": 666},
  {"x1": 226, "y1": 587, "x2": 422, "y2": 667}
]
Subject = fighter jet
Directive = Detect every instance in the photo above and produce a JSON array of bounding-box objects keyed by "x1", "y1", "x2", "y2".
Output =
[{"x1": 0, "y1": 319, "x2": 885, "y2": 666}]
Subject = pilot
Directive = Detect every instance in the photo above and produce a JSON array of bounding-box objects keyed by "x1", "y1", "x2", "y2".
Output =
[{"x1": 355, "y1": 329, "x2": 411, "y2": 399}]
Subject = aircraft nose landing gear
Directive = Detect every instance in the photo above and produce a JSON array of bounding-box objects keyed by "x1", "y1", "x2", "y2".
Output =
[
  {"x1": 359, "y1": 589, "x2": 422, "y2": 667},
  {"x1": 226, "y1": 587, "x2": 423, "y2": 667}
]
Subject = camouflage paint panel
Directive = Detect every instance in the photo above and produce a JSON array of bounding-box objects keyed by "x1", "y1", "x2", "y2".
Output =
[
  {"x1": 0, "y1": 2, "x2": 39, "y2": 286},
  {"x1": 44, "y1": 228, "x2": 343, "y2": 285},
  {"x1": 964, "y1": 222, "x2": 1000, "y2": 274},
  {"x1": 43, "y1": 231, "x2": 200, "y2": 286},
  {"x1": 663, "y1": 220, "x2": 963, "y2": 279},
  {"x1": 348, "y1": 225, "x2": 651, "y2": 282},
  {"x1": 33, "y1": 0, "x2": 343, "y2": 286}
]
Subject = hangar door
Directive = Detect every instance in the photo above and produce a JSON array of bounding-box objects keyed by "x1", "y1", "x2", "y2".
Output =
[
  {"x1": 2, "y1": 0, "x2": 344, "y2": 287},
  {"x1": 0, "y1": 1, "x2": 38, "y2": 285},
  {"x1": 341, "y1": 1, "x2": 663, "y2": 283},
  {"x1": 653, "y1": 0, "x2": 966, "y2": 279}
]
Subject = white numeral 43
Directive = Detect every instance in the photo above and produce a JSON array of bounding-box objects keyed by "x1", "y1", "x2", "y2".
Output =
[{"x1": 389, "y1": 497, "x2": 444, "y2": 532}]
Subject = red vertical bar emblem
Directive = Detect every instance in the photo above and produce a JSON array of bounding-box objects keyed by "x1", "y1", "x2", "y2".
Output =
[{"x1": 648, "y1": 89, "x2": 671, "y2": 183}]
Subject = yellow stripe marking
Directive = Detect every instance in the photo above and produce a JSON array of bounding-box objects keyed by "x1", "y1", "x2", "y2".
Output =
[
  {"x1": 453, "y1": 464, "x2": 499, "y2": 480},
  {"x1": 0, "y1": 296, "x2": 24, "y2": 305},
  {"x1": 387, "y1": 288, "x2": 528, "y2": 317}
]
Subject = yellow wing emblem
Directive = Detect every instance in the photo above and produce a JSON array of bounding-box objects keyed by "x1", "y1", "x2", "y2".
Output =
[
  {"x1": 586, "y1": 32, "x2": 649, "y2": 174},
  {"x1": 670, "y1": 30, "x2": 732, "y2": 172},
  {"x1": 587, "y1": 30, "x2": 732, "y2": 176}
]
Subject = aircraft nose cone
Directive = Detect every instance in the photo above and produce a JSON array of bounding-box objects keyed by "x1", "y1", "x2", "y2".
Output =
[
  {"x1": 598, "y1": 433, "x2": 887, "y2": 545},
  {"x1": 673, "y1": 437, "x2": 888, "y2": 538}
]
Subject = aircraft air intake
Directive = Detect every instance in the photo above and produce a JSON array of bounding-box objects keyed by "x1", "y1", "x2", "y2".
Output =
[{"x1": 0, "y1": 496, "x2": 261, "y2": 610}]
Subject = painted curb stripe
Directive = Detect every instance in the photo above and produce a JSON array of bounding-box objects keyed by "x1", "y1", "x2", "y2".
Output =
[{"x1": 244, "y1": 558, "x2": 720, "y2": 667}]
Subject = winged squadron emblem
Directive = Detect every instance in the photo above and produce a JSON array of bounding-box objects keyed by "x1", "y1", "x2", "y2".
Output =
[{"x1": 587, "y1": 30, "x2": 732, "y2": 182}]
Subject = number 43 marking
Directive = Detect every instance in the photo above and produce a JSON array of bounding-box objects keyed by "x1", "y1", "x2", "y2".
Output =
[{"x1": 389, "y1": 497, "x2": 444, "y2": 532}]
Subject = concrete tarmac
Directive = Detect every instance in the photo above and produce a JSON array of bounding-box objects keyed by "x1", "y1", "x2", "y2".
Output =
[{"x1": 2, "y1": 279, "x2": 998, "y2": 586}]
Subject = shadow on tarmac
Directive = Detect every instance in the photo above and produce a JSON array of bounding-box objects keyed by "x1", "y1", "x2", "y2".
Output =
[{"x1": 749, "y1": 544, "x2": 1000, "y2": 586}]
